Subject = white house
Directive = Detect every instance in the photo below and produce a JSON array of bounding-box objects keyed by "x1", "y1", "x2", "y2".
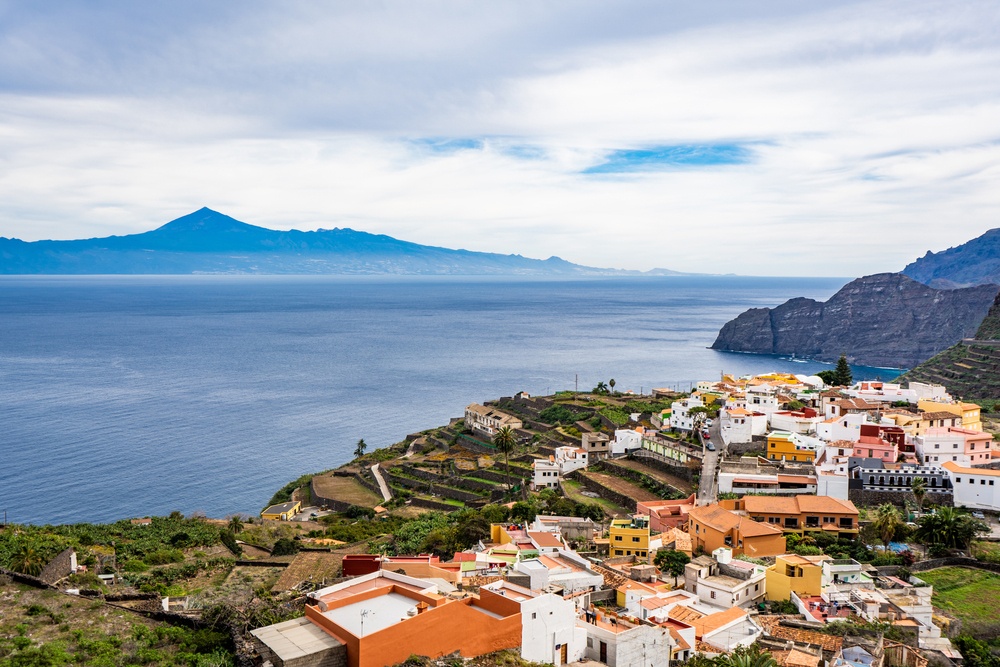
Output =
[
  {"x1": 943, "y1": 461, "x2": 1000, "y2": 511},
  {"x1": 465, "y1": 404, "x2": 523, "y2": 438},
  {"x1": 719, "y1": 407, "x2": 767, "y2": 445},
  {"x1": 670, "y1": 397, "x2": 704, "y2": 431},
  {"x1": 683, "y1": 548, "x2": 767, "y2": 610},
  {"x1": 532, "y1": 447, "x2": 589, "y2": 490},
  {"x1": 770, "y1": 410, "x2": 823, "y2": 435},
  {"x1": 483, "y1": 580, "x2": 588, "y2": 666},
  {"x1": 746, "y1": 386, "x2": 781, "y2": 416},
  {"x1": 612, "y1": 429, "x2": 644, "y2": 456},
  {"x1": 578, "y1": 617, "x2": 672, "y2": 667},
  {"x1": 816, "y1": 413, "x2": 868, "y2": 442}
]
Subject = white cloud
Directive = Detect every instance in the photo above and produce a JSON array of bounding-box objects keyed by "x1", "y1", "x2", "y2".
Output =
[{"x1": 0, "y1": 0, "x2": 999, "y2": 275}]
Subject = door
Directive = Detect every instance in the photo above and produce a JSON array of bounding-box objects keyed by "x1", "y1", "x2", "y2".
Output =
[
  {"x1": 600, "y1": 641, "x2": 607, "y2": 663},
  {"x1": 561, "y1": 644, "x2": 568, "y2": 664}
]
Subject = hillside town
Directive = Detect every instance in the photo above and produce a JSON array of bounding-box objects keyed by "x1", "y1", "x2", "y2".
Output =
[
  {"x1": 242, "y1": 370, "x2": 1000, "y2": 667},
  {"x1": 5, "y1": 371, "x2": 1000, "y2": 667}
]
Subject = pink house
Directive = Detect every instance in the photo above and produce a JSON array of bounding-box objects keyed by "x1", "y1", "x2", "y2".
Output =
[
  {"x1": 636, "y1": 494, "x2": 697, "y2": 533},
  {"x1": 918, "y1": 427, "x2": 994, "y2": 466},
  {"x1": 852, "y1": 435, "x2": 898, "y2": 463}
]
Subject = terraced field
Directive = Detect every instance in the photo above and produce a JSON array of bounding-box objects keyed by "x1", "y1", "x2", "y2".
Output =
[
  {"x1": 610, "y1": 458, "x2": 694, "y2": 494},
  {"x1": 579, "y1": 471, "x2": 661, "y2": 502}
]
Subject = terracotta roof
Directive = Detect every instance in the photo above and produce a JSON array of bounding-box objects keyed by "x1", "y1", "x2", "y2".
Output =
[
  {"x1": 693, "y1": 606, "x2": 747, "y2": 636},
  {"x1": 919, "y1": 411, "x2": 962, "y2": 421},
  {"x1": 668, "y1": 628, "x2": 691, "y2": 652},
  {"x1": 738, "y1": 516, "x2": 785, "y2": 538},
  {"x1": 668, "y1": 605, "x2": 705, "y2": 624},
  {"x1": 527, "y1": 531, "x2": 563, "y2": 548},
  {"x1": 742, "y1": 495, "x2": 857, "y2": 515},
  {"x1": 943, "y1": 461, "x2": 1000, "y2": 477},
  {"x1": 689, "y1": 504, "x2": 741, "y2": 532},
  {"x1": 756, "y1": 616, "x2": 844, "y2": 653},
  {"x1": 772, "y1": 649, "x2": 822, "y2": 667},
  {"x1": 777, "y1": 475, "x2": 816, "y2": 484}
]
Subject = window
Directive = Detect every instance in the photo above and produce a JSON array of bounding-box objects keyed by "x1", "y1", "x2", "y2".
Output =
[
  {"x1": 990, "y1": 481, "x2": 995, "y2": 486},
  {"x1": 983, "y1": 480, "x2": 987, "y2": 485},
  {"x1": 588, "y1": 639, "x2": 593, "y2": 648},
  {"x1": 755, "y1": 583, "x2": 759, "y2": 591},
  {"x1": 957, "y1": 478, "x2": 962, "y2": 483},
  {"x1": 934, "y1": 444, "x2": 940, "y2": 449},
  {"x1": 710, "y1": 591, "x2": 716, "y2": 599},
  {"x1": 532, "y1": 613, "x2": 537, "y2": 619},
  {"x1": 632, "y1": 537, "x2": 640, "y2": 543},
  {"x1": 615, "y1": 535, "x2": 622, "y2": 541},
  {"x1": 615, "y1": 549, "x2": 623, "y2": 555}
]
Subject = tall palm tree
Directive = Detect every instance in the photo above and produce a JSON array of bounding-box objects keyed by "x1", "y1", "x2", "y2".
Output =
[
  {"x1": 911, "y1": 477, "x2": 927, "y2": 513},
  {"x1": 228, "y1": 515, "x2": 244, "y2": 534},
  {"x1": 870, "y1": 503, "x2": 903, "y2": 553},
  {"x1": 493, "y1": 426, "x2": 517, "y2": 492},
  {"x1": 354, "y1": 438, "x2": 367, "y2": 459},
  {"x1": 609, "y1": 378, "x2": 616, "y2": 394}
]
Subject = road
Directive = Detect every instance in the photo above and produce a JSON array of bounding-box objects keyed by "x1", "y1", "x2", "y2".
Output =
[
  {"x1": 370, "y1": 463, "x2": 393, "y2": 502},
  {"x1": 697, "y1": 418, "x2": 724, "y2": 504}
]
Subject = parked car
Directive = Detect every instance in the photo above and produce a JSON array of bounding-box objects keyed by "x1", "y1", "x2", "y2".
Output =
[
  {"x1": 705, "y1": 419, "x2": 714, "y2": 427},
  {"x1": 706, "y1": 442, "x2": 716, "y2": 451},
  {"x1": 702, "y1": 430, "x2": 711, "y2": 439},
  {"x1": 972, "y1": 511, "x2": 986, "y2": 520}
]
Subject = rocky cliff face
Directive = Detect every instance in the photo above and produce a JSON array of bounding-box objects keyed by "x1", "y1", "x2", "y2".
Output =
[{"x1": 711, "y1": 273, "x2": 999, "y2": 368}]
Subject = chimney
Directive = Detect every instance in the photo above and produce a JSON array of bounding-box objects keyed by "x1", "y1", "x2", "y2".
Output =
[{"x1": 416, "y1": 601, "x2": 429, "y2": 615}]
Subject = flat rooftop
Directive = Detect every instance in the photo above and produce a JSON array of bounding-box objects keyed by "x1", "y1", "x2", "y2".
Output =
[
  {"x1": 322, "y1": 591, "x2": 423, "y2": 637},
  {"x1": 251, "y1": 617, "x2": 344, "y2": 661}
]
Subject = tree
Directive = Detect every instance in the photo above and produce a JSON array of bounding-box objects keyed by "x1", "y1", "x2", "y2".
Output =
[
  {"x1": 493, "y1": 425, "x2": 517, "y2": 491},
  {"x1": 228, "y1": 515, "x2": 244, "y2": 534},
  {"x1": 593, "y1": 381, "x2": 608, "y2": 395},
  {"x1": 715, "y1": 643, "x2": 779, "y2": 667},
  {"x1": 911, "y1": 477, "x2": 927, "y2": 512},
  {"x1": 914, "y1": 506, "x2": 988, "y2": 551},
  {"x1": 870, "y1": 503, "x2": 903, "y2": 553},
  {"x1": 354, "y1": 438, "x2": 367, "y2": 459},
  {"x1": 832, "y1": 354, "x2": 853, "y2": 386},
  {"x1": 609, "y1": 378, "x2": 616, "y2": 394},
  {"x1": 9, "y1": 544, "x2": 46, "y2": 577},
  {"x1": 654, "y1": 549, "x2": 690, "y2": 587},
  {"x1": 510, "y1": 501, "x2": 537, "y2": 523},
  {"x1": 271, "y1": 538, "x2": 300, "y2": 556}
]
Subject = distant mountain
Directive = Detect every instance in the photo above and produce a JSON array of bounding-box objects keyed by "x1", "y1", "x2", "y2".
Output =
[
  {"x1": 710, "y1": 273, "x2": 998, "y2": 368},
  {"x1": 903, "y1": 228, "x2": 1000, "y2": 288},
  {"x1": 0, "y1": 208, "x2": 689, "y2": 276}
]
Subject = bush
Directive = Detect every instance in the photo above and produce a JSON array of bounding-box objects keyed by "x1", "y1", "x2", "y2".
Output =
[
  {"x1": 219, "y1": 530, "x2": 243, "y2": 557},
  {"x1": 121, "y1": 560, "x2": 149, "y2": 573},
  {"x1": 270, "y1": 538, "x2": 299, "y2": 557},
  {"x1": 145, "y1": 549, "x2": 185, "y2": 565}
]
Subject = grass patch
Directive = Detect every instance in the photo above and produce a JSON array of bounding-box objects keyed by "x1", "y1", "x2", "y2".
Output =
[
  {"x1": 562, "y1": 480, "x2": 628, "y2": 516},
  {"x1": 918, "y1": 567, "x2": 1000, "y2": 628},
  {"x1": 311, "y1": 475, "x2": 384, "y2": 508}
]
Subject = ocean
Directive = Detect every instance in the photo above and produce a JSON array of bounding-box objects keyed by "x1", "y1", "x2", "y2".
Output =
[{"x1": 0, "y1": 275, "x2": 895, "y2": 525}]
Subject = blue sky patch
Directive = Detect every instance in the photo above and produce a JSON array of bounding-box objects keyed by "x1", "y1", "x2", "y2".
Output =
[
  {"x1": 411, "y1": 138, "x2": 483, "y2": 153},
  {"x1": 583, "y1": 143, "x2": 753, "y2": 173}
]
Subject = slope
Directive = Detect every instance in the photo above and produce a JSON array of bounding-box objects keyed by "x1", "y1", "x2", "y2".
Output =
[
  {"x1": 899, "y1": 292, "x2": 1000, "y2": 399},
  {"x1": 903, "y1": 228, "x2": 1000, "y2": 288}
]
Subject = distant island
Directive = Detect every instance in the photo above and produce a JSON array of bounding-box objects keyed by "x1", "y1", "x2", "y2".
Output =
[{"x1": 0, "y1": 207, "x2": 692, "y2": 276}]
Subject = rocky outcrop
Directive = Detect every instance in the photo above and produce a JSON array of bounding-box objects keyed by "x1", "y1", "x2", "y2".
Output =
[
  {"x1": 903, "y1": 228, "x2": 1000, "y2": 288},
  {"x1": 899, "y1": 291, "x2": 1000, "y2": 398},
  {"x1": 711, "y1": 273, "x2": 998, "y2": 368}
]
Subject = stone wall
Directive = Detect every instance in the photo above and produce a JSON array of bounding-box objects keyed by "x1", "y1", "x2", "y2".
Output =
[
  {"x1": 849, "y1": 488, "x2": 953, "y2": 508},
  {"x1": 596, "y1": 460, "x2": 684, "y2": 499},
  {"x1": 627, "y1": 452, "x2": 695, "y2": 481},
  {"x1": 38, "y1": 548, "x2": 76, "y2": 585},
  {"x1": 565, "y1": 472, "x2": 637, "y2": 512}
]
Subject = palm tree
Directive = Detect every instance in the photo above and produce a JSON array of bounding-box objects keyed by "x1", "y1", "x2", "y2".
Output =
[
  {"x1": 354, "y1": 438, "x2": 367, "y2": 459},
  {"x1": 915, "y1": 506, "x2": 988, "y2": 551},
  {"x1": 911, "y1": 477, "x2": 927, "y2": 513},
  {"x1": 10, "y1": 544, "x2": 46, "y2": 577},
  {"x1": 870, "y1": 503, "x2": 903, "y2": 553},
  {"x1": 228, "y1": 515, "x2": 244, "y2": 534},
  {"x1": 609, "y1": 378, "x2": 616, "y2": 394},
  {"x1": 493, "y1": 426, "x2": 517, "y2": 491},
  {"x1": 594, "y1": 381, "x2": 608, "y2": 395},
  {"x1": 716, "y1": 644, "x2": 778, "y2": 667}
]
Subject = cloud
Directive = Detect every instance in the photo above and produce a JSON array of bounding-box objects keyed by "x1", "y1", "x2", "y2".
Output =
[{"x1": 0, "y1": 0, "x2": 999, "y2": 275}]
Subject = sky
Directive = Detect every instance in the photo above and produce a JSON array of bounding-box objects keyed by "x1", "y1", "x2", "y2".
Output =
[{"x1": 1, "y1": 0, "x2": 999, "y2": 276}]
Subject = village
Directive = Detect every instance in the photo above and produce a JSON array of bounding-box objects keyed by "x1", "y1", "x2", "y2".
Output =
[
  {"x1": 5, "y1": 370, "x2": 1000, "y2": 667},
  {"x1": 243, "y1": 369, "x2": 1000, "y2": 667}
]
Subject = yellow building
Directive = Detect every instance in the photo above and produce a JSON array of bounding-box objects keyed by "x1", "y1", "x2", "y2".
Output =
[
  {"x1": 765, "y1": 554, "x2": 830, "y2": 601},
  {"x1": 767, "y1": 431, "x2": 817, "y2": 463},
  {"x1": 261, "y1": 500, "x2": 301, "y2": 521},
  {"x1": 609, "y1": 516, "x2": 652, "y2": 559},
  {"x1": 917, "y1": 400, "x2": 982, "y2": 432}
]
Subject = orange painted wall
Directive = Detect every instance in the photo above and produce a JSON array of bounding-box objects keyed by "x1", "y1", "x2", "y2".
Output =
[
  {"x1": 308, "y1": 598, "x2": 522, "y2": 667},
  {"x1": 475, "y1": 587, "x2": 523, "y2": 617}
]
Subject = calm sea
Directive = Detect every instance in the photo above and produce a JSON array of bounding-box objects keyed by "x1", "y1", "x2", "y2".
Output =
[{"x1": 0, "y1": 275, "x2": 896, "y2": 525}]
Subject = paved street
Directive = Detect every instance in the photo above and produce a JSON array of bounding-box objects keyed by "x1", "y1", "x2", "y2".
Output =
[{"x1": 697, "y1": 418, "x2": 724, "y2": 504}]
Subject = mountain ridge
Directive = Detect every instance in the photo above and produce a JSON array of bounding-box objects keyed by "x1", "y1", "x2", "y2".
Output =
[
  {"x1": 710, "y1": 273, "x2": 999, "y2": 368},
  {"x1": 0, "y1": 208, "x2": 689, "y2": 276},
  {"x1": 902, "y1": 228, "x2": 1000, "y2": 288}
]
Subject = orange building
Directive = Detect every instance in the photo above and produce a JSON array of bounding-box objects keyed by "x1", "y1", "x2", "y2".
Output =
[
  {"x1": 734, "y1": 495, "x2": 859, "y2": 538},
  {"x1": 252, "y1": 570, "x2": 585, "y2": 667},
  {"x1": 637, "y1": 494, "x2": 697, "y2": 533},
  {"x1": 687, "y1": 504, "x2": 786, "y2": 558}
]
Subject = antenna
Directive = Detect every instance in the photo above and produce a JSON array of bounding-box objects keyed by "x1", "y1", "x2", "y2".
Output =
[{"x1": 360, "y1": 608, "x2": 373, "y2": 636}]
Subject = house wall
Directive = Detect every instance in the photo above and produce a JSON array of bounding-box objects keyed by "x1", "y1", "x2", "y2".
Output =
[
  {"x1": 765, "y1": 560, "x2": 823, "y2": 601},
  {"x1": 949, "y1": 470, "x2": 1000, "y2": 510},
  {"x1": 306, "y1": 597, "x2": 522, "y2": 667},
  {"x1": 520, "y1": 594, "x2": 587, "y2": 665}
]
